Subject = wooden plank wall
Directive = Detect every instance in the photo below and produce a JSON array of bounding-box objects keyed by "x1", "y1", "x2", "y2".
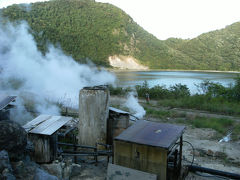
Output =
[
  {"x1": 29, "y1": 134, "x2": 51, "y2": 163},
  {"x1": 114, "y1": 141, "x2": 167, "y2": 180}
]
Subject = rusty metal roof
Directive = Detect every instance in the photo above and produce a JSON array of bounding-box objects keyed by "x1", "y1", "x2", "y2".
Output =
[
  {"x1": 0, "y1": 95, "x2": 16, "y2": 111},
  {"x1": 23, "y1": 114, "x2": 72, "y2": 136},
  {"x1": 114, "y1": 120, "x2": 185, "y2": 149}
]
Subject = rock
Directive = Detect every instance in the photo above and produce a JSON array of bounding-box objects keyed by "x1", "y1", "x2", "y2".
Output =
[
  {"x1": 64, "y1": 158, "x2": 73, "y2": 166},
  {"x1": 42, "y1": 163, "x2": 62, "y2": 179},
  {"x1": 0, "y1": 121, "x2": 27, "y2": 161},
  {"x1": 192, "y1": 150, "x2": 200, "y2": 157},
  {"x1": 42, "y1": 159, "x2": 82, "y2": 180},
  {"x1": 62, "y1": 158, "x2": 73, "y2": 180},
  {"x1": 194, "y1": 148, "x2": 205, "y2": 157},
  {"x1": 11, "y1": 160, "x2": 39, "y2": 180},
  {"x1": 34, "y1": 168, "x2": 59, "y2": 180},
  {"x1": 214, "y1": 151, "x2": 227, "y2": 158},
  {"x1": 2, "y1": 168, "x2": 16, "y2": 180},
  {"x1": 206, "y1": 149, "x2": 214, "y2": 156},
  {"x1": 70, "y1": 163, "x2": 82, "y2": 178},
  {"x1": 0, "y1": 150, "x2": 12, "y2": 172},
  {"x1": 63, "y1": 165, "x2": 72, "y2": 180}
]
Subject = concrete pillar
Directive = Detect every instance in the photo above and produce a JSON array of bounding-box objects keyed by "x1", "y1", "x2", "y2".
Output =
[{"x1": 78, "y1": 86, "x2": 109, "y2": 147}]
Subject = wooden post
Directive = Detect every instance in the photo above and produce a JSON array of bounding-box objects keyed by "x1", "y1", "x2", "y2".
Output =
[
  {"x1": 94, "y1": 144, "x2": 98, "y2": 165},
  {"x1": 179, "y1": 136, "x2": 183, "y2": 175},
  {"x1": 51, "y1": 133, "x2": 58, "y2": 161},
  {"x1": 74, "y1": 135, "x2": 77, "y2": 163}
]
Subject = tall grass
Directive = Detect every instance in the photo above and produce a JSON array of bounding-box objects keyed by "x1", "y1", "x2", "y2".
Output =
[
  {"x1": 176, "y1": 117, "x2": 235, "y2": 134},
  {"x1": 158, "y1": 95, "x2": 240, "y2": 115},
  {"x1": 109, "y1": 77, "x2": 240, "y2": 116}
]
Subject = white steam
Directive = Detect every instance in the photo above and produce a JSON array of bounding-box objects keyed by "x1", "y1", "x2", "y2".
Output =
[
  {"x1": 124, "y1": 92, "x2": 146, "y2": 119},
  {"x1": 0, "y1": 22, "x2": 116, "y2": 123}
]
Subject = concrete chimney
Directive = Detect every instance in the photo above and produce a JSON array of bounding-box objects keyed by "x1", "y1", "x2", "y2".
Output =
[{"x1": 78, "y1": 85, "x2": 109, "y2": 147}]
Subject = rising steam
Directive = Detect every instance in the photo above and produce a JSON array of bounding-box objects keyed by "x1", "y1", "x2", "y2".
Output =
[
  {"x1": 124, "y1": 92, "x2": 146, "y2": 119},
  {"x1": 0, "y1": 22, "x2": 116, "y2": 123}
]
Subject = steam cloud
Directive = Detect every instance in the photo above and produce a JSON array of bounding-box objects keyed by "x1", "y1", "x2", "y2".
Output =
[
  {"x1": 0, "y1": 22, "x2": 116, "y2": 123},
  {"x1": 124, "y1": 92, "x2": 146, "y2": 119}
]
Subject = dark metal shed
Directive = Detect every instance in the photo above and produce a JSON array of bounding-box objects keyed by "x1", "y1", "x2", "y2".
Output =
[{"x1": 114, "y1": 120, "x2": 185, "y2": 180}]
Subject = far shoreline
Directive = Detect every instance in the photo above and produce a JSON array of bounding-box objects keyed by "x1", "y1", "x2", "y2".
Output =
[{"x1": 107, "y1": 68, "x2": 240, "y2": 74}]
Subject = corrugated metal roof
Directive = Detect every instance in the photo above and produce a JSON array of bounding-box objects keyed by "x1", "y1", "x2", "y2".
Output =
[
  {"x1": 109, "y1": 107, "x2": 129, "y2": 115},
  {"x1": 114, "y1": 120, "x2": 185, "y2": 149},
  {"x1": 23, "y1": 114, "x2": 72, "y2": 136},
  {"x1": 0, "y1": 95, "x2": 16, "y2": 110}
]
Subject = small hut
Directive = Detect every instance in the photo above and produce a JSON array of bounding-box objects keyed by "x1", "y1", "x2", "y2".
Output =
[
  {"x1": 23, "y1": 114, "x2": 73, "y2": 163},
  {"x1": 107, "y1": 107, "x2": 130, "y2": 145},
  {"x1": 114, "y1": 120, "x2": 185, "y2": 180},
  {"x1": 0, "y1": 94, "x2": 16, "y2": 120}
]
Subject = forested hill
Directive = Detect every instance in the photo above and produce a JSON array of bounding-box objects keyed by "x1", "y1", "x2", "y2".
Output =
[{"x1": 1, "y1": 0, "x2": 240, "y2": 71}]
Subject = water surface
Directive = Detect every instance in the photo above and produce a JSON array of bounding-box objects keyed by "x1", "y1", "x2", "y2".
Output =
[{"x1": 115, "y1": 71, "x2": 239, "y2": 94}]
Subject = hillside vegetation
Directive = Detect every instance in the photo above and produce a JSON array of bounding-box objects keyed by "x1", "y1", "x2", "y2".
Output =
[{"x1": 1, "y1": 0, "x2": 240, "y2": 70}]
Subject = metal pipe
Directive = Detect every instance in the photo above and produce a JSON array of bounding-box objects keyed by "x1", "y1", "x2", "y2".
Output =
[
  {"x1": 61, "y1": 153, "x2": 98, "y2": 156},
  {"x1": 57, "y1": 142, "x2": 97, "y2": 150},
  {"x1": 188, "y1": 165, "x2": 240, "y2": 179}
]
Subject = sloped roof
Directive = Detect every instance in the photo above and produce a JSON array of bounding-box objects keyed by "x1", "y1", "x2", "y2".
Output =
[
  {"x1": 109, "y1": 107, "x2": 129, "y2": 115},
  {"x1": 0, "y1": 94, "x2": 16, "y2": 110},
  {"x1": 23, "y1": 114, "x2": 72, "y2": 136},
  {"x1": 115, "y1": 120, "x2": 185, "y2": 149}
]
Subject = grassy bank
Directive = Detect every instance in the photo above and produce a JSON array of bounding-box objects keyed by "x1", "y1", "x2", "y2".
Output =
[
  {"x1": 145, "y1": 107, "x2": 240, "y2": 140},
  {"x1": 109, "y1": 77, "x2": 240, "y2": 116},
  {"x1": 158, "y1": 96, "x2": 240, "y2": 116}
]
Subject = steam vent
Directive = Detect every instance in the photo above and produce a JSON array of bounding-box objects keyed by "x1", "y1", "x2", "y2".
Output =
[{"x1": 78, "y1": 85, "x2": 109, "y2": 147}]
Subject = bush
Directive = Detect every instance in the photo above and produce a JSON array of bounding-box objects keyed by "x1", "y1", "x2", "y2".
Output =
[
  {"x1": 108, "y1": 85, "x2": 132, "y2": 96},
  {"x1": 135, "y1": 81, "x2": 190, "y2": 100},
  {"x1": 169, "y1": 84, "x2": 190, "y2": 98}
]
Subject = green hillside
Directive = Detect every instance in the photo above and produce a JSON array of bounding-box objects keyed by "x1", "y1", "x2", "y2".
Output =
[
  {"x1": 1, "y1": 0, "x2": 240, "y2": 70},
  {"x1": 166, "y1": 22, "x2": 240, "y2": 71}
]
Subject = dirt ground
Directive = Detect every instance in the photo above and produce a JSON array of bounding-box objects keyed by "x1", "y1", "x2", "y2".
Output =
[
  {"x1": 59, "y1": 96, "x2": 240, "y2": 179},
  {"x1": 109, "y1": 96, "x2": 240, "y2": 179}
]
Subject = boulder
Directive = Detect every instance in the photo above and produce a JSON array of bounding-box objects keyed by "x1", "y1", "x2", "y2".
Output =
[
  {"x1": 0, "y1": 121, "x2": 27, "y2": 161},
  {"x1": 11, "y1": 160, "x2": 39, "y2": 180},
  {"x1": 34, "y1": 168, "x2": 59, "y2": 180},
  {"x1": 70, "y1": 163, "x2": 82, "y2": 178},
  {"x1": 42, "y1": 163, "x2": 62, "y2": 179},
  {"x1": 0, "y1": 150, "x2": 12, "y2": 172},
  {"x1": 2, "y1": 168, "x2": 16, "y2": 180}
]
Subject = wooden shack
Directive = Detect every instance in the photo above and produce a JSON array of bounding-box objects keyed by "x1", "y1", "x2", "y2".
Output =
[
  {"x1": 23, "y1": 115, "x2": 73, "y2": 163},
  {"x1": 114, "y1": 120, "x2": 185, "y2": 180},
  {"x1": 0, "y1": 94, "x2": 16, "y2": 120},
  {"x1": 107, "y1": 107, "x2": 130, "y2": 145}
]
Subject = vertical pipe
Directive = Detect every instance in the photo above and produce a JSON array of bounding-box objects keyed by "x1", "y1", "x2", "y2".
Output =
[
  {"x1": 74, "y1": 135, "x2": 77, "y2": 163},
  {"x1": 179, "y1": 136, "x2": 183, "y2": 173}
]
